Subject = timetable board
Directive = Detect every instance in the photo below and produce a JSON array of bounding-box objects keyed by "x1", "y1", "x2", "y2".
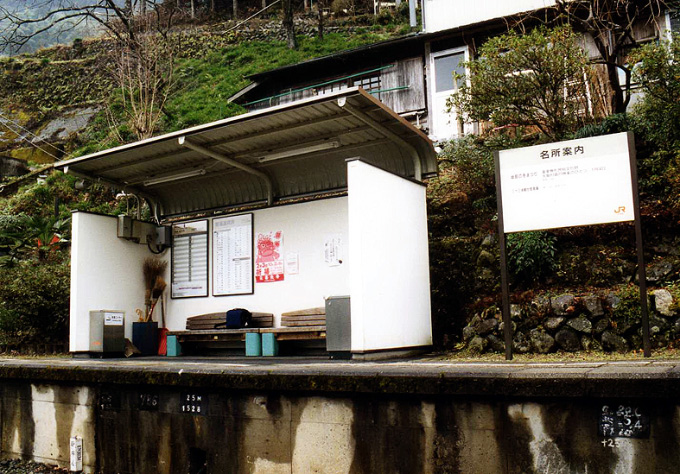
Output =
[
  {"x1": 213, "y1": 213, "x2": 253, "y2": 296},
  {"x1": 171, "y1": 220, "x2": 209, "y2": 298}
]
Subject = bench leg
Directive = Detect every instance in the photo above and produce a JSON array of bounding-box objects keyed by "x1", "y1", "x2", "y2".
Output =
[
  {"x1": 245, "y1": 333, "x2": 262, "y2": 357},
  {"x1": 166, "y1": 335, "x2": 182, "y2": 357},
  {"x1": 261, "y1": 333, "x2": 279, "y2": 357}
]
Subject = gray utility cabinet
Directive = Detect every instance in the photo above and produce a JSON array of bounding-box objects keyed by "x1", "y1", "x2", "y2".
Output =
[
  {"x1": 89, "y1": 311, "x2": 125, "y2": 353},
  {"x1": 325, "y1": 296, "x2": 351, "y2": 359}
]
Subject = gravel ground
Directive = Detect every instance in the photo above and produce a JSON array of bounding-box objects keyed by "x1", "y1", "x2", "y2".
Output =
[{"x1": 0, "y1": 460, "x2": 68, "y2": 474}]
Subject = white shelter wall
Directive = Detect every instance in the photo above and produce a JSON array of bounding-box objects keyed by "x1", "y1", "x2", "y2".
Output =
[
  {"x1": 69, "y1": 212, "x2": 151, "y2": 352},
  {"x1": 347, "y1": 160, "x2": 432, "y2": 353},
  {"x1": 166, "y1": 197, "x2": 350, "y2": 329}
]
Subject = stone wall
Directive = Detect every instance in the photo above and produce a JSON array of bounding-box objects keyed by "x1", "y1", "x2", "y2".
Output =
[{"x1": 462, "y1": 286, "x2": 680, "y2": 354}]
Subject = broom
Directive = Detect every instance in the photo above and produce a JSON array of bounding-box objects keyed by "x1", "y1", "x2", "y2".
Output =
[
  {"x1": 147, "y1": 276, "x2": 167, "y2": 323},
  {"x1": 142, "y1": 258, "x2": 168, "y2": 321}
]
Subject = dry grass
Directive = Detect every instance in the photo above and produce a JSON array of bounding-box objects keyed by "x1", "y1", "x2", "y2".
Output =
[{"x1": 429, "y1": 347, "x2": 680, "y2": 363}]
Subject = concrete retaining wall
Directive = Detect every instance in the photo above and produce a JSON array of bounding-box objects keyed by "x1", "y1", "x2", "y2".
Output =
[
  {"x1": 2, "y1": 360, "x2": 680, "y2": 473},
  {"x1": 1, "y1": 386, "x2": 679, "y2": 472}
]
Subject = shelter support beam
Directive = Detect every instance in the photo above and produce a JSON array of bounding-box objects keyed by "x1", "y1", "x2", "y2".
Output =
[
  {"x1": 178, "y1": 137, "x2": 274, "y2": 206},
  {"x1": 337, "y1": 99, "x2": 423, "y2": 181},
  {"x1": 62, "y1": 167, "x2": 161, "y2": 216}
]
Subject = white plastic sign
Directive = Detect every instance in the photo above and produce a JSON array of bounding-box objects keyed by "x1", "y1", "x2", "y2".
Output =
[
  {"x1": 70, "y1": 436, "x2": 83, "y2": 471},
  {"x1": 498, "y1": 132, "x2": 635, "y2": 233},
  {"x1": 104, "y1": 312, "x2": 123, "y2": 326}
]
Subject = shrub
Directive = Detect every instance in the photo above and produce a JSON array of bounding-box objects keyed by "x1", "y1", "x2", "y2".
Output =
[
  {"x1": 451, "y1": 26, "x2": 596, "y2": 140},
  {"x1": 629, "y1": 33, "x2": 680, "y2": 149},
  {"x1": 436, "y1": 136, "x2": 495, "y2": 201},
  {"x1": 0, "y1": 259, "x2": 70, "y2": 344},
  {"x1": 573, "y1": 113, "x2": 640, "y2": 139},
  {"x1": 507, "y1": 231, "x2": 557, "y2": 284}
]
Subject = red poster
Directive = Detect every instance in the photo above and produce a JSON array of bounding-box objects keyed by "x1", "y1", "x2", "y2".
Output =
[{"x1": 255, "y1": 231, "x2": 284, "y2": 283}]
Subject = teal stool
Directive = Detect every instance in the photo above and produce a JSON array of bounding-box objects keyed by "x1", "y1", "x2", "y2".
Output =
[
  {"x1": 166, "y1": 335, "x2": 182, "y2": 357},
  {"x1": 262, "y1": 333, "x2": 279, "y2": 356},
  {"x1": 245, "y1": 333, "x2": 262, "y2": 356}
]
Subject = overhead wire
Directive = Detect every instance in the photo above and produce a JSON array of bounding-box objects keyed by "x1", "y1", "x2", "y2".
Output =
[
  {"x1": 0, "y1": 111, "x2": 61, "y2": 160},
  {"x1": 0, "y1": 111, "x2": 63, "y2": 153}
]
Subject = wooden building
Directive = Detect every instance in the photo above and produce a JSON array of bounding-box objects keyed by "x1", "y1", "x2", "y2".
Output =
[{"x1": 230, "y1": 2, "x2": 679, "y2": 142}]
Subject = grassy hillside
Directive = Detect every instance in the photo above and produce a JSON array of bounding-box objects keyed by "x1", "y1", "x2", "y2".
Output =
[
  {"x1": 0, "y1": 18, "x2": 406, "y2": 159},
  {"x1": 165, "y1": 31, "x2": 396, "y2": 131}
]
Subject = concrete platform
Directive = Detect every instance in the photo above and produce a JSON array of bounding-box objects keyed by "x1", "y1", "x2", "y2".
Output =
[{"x1": 1, "y1": 356, "x2": 680, "y2": 399}]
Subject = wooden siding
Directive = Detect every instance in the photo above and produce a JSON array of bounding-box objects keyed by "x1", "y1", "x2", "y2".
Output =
[{"x1": 381, "y1": 57, "x2": 426, "y2": 114}]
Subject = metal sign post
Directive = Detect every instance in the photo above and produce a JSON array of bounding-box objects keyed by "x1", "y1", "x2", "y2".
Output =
[
  {"x1": 627, "y1": 132, "x2": 651, "y2": 357},
  {"x1": 494, "y1": 132, "x2": 650, "y2": 360},
  {"x1": 494, "y1": 151, "x2": 513, "y2": 360}
]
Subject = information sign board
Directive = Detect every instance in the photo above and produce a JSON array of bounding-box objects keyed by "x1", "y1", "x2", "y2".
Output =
[{"x1": 498, "y1": 132, "x2": 635, "y2": 233}]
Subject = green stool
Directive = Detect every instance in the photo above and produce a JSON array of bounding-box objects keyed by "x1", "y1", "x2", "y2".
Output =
[
  {"x1": 166, "y1": 335, "x2": 182, "y2": 357},
  {"x1": 262, "y1": 333, "x2": 279, "y2": 356},
  {"x1": 245, "y1": 333, "x2": 262, "y2": 356}
]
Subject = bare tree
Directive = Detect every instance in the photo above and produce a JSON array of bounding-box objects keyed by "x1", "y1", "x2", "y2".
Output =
[
  {"x1": 110, "y1": 8, "x2": 179, "y2": 139},
  {"x1": 282, "y1": 0, "x2": 297, "y2": 49},
  {"x1": 0, "y1": 1, "x2": 145, "y2": 53},
  {"x1": 318, "y1": 0, "x2": 325, "y2": 39},
  {"x1": 0, "y1": 1, "x2": 180, "y2": 140},
  {"x1": 528, "y1": 0, "x2": 679, "y2": 114}
]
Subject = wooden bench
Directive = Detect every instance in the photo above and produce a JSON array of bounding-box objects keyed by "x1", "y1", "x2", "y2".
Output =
[
  {"x1": 260, "y1": 326, "x2": 327, "y2": 341},
  {"x1": 185, "y1": 312, "x2": 274, "y2": 330},
  {"x1": 281, "y1": 307, "x2": 326, "y2": 327},
  {"x1": 257, "y1": 326, "x2": 327, "y2": 356},
  {"x1": 170, "y1": 328, "x2": 260, "y2": 343},
  {"x1": 167, "y1": 311, "x2": 326, "y2": 356}
]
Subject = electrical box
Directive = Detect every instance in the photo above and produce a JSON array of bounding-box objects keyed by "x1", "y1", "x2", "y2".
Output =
[
  {"x1": 117, "y1": 216, "x2": 157, "y2": 245},
  {"x1": 325, "y1": 296, "x2": 351, "y2": 359},
  {"x1": 117, "y1": 215, "x2": 134, "y2": 240},
  {"x1": 155, "y1": 225, "x2": 172, "y2": 248},
  {"x1": 89, "y1": 311, "x2": 125, "y2": 353}
]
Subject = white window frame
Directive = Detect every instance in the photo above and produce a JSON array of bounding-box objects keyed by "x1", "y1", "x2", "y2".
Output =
[{"x1": 427, "y1": 45, "x2": 471, "y2": 142}]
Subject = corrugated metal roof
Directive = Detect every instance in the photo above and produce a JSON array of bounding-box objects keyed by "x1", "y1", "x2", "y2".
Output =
[{"x1": 54, "y1": 88, "x2": 437, "y2": 218}]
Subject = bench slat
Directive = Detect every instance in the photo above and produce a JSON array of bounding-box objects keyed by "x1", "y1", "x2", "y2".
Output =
[{"x1": 281, "y1": 307, "x2": 325, "y2": 317}]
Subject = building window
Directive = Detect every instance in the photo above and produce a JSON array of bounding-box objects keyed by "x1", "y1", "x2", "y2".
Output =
[
  {"x1": 315, "y1": 80, "x2": 349, "y2": 96},
  {"x1": 433, "y1": 51, "x2": 466, "y2": 93},
  {"x1": 670, "y1": 10, "x2": 679, "y2": 34},
  {"x1": 244, "y1": 67, "x2": 389, "y2": 111},
  {"x1": 353, "y1": 73, "x2": 382, "y2": 99}
]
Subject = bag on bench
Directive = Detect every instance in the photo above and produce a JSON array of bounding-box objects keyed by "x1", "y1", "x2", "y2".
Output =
[{"x1": 224, "y1": 308, "x2": 252, "y2": 329}]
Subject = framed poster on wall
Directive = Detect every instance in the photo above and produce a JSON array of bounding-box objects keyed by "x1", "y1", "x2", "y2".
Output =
[
  {"x1": 171, "y1": 220, "x2": 209, "y2": 298},
  {"x1": 213, "y1": 213, "x2": 254, "y2": 296},
  {"x1": 256, "y1": 231, "x2": 284, "y2": 283}
]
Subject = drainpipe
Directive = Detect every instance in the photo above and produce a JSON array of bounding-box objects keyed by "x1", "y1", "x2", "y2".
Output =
[
  {"x1": 178, "y1": 136, "x2": 274, "y2": 205},
  {"x1": 337, "y1": 98, "x2": 423, "y2": 181},
  {"x1": 409, "y1": 0, "x2": 417, "y2": 28}
]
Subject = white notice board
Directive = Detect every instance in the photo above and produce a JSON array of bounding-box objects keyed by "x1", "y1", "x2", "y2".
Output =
[
  {"x1": 171, "y1": 220, "x2": 209, "y2": 298},
  {"x1": 498, "y1": 132, "x2": 635, "y2": 233},
  {"x1": 213, "y1": 213, "x2": 254, "y2": 296}
]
